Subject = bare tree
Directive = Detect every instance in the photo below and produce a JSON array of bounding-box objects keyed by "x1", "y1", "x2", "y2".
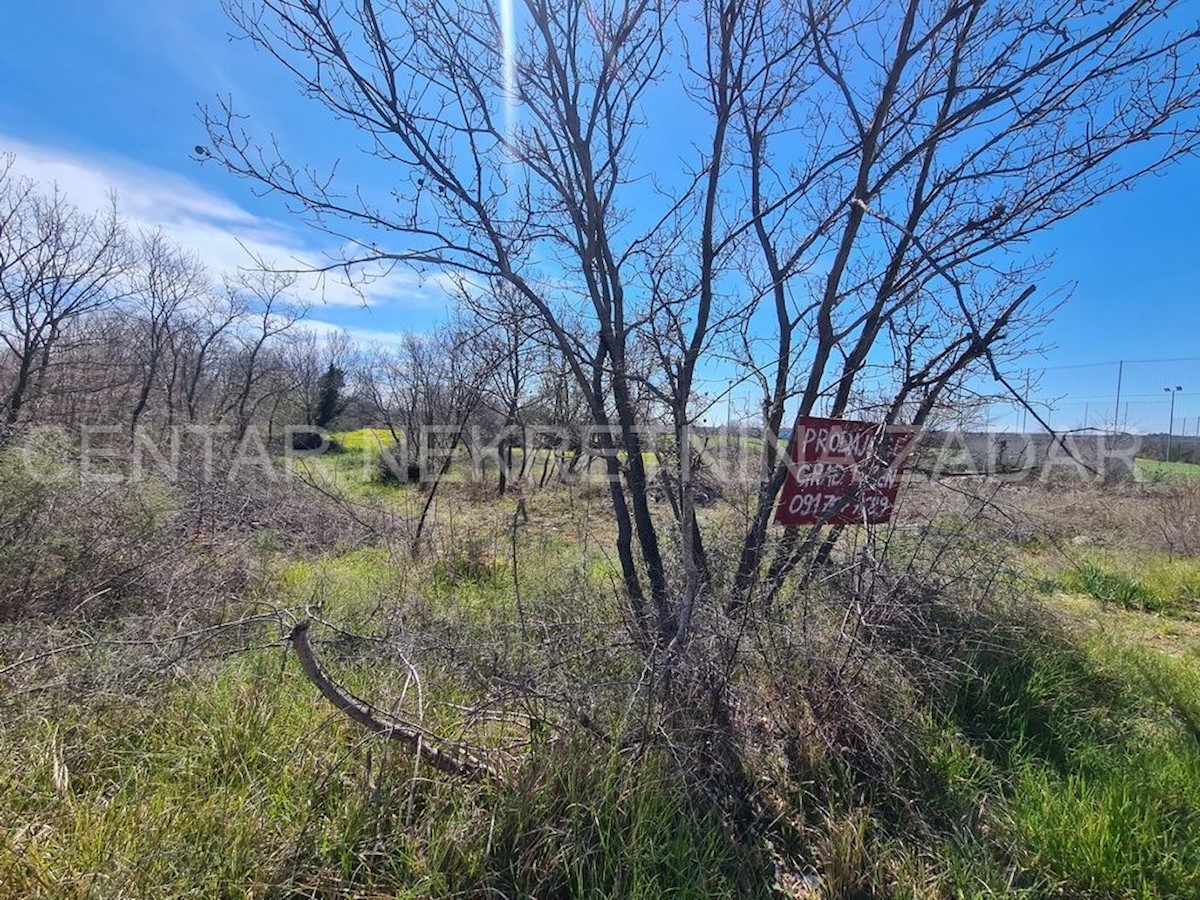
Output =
[
  {"x1": 202, "y1": 0, "x2": 1200, "y2": 646},
  {"x1": 286, "y1": 327, "x2": 356, "y2": 430},
  {"x1": 215, "y1": 270, "x2": 306, "y2": 443},
  {"x1": 360, "y1": 341, "x2": 412, "y2": 460},
  {"x1": 404, "y1": 319, "x2": 495, "y2": 554},
  {"x1": 166, "y1": 287, "x2": 243, "y2": 427},
  {"x1": 0, "y1": 162, "x2": 130, "y2": 430},
  {"x1": 465, "y1": 282, "x2": 547, "y2": 493},
  {"x1": 126, "y1": 230, "x2": 210, "y2": 435},
  {"x1": 709, "y1": 0, "x2": 1200, "y2": 606},
  {"x1": 29, "y1": 309, "x2": 140, "y2": 427},
  {"x1": 363, "y1": 333, "x2": 449, "y2": 482}
]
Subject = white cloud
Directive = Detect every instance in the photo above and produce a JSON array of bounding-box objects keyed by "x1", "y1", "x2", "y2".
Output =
[
  {"x1": 299, "y1": 317, "x2": 413, "y2": 348},
  {"x1": 0, "y1": 134, "x2": 448, "y2": 312}
]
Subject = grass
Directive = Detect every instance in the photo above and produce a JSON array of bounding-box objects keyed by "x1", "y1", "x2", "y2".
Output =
[
  {"x1": 899, "y1": 616, "x2": 1200, "y2": 897},
  {"x1": 1136, "y1": 457, "x2": 1200, "y2": 481},
  {"x1": 1002, "y1": 642, "x2": 1200, "y2": 897},
  {"x1": 0, "y1": 648, "x2": 767, "y2": 897},
  {"x1": 1, "y1": 652, "x2": 360, "y2": 896},
  {"x1": 331, "y1": 427, "x2": 397, "y2": 452},
  {"x1": 1037, "y1": 550, "x2": 1200, "y2": 616},
  {"x1": 1059, "y1": 561, "x2": 1161, "y2": 611}
]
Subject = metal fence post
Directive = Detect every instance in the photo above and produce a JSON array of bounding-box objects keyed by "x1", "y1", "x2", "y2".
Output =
[{"x1": 1113, "y1": 360, "x2": 1123, "y2": 431}]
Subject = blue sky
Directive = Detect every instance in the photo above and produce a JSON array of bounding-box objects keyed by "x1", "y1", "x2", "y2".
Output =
[
  {"x1": 0, "y1": 0, "x2": 453, "y2": 342},
  {"x1": 2, "y1": 0, "x2": 1198, "y2": 427}
]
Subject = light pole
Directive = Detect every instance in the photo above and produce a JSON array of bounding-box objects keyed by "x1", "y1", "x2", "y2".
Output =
[{"x1": 1165, "y1": 386, "x2": 1183, "y2": 463}]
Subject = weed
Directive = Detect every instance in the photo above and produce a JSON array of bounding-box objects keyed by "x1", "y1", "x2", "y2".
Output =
[
  {"x1": 1074, "y1": 562, "x2": 1157, "y2": 610},
  {"x1": 1051, "y1": 553, "x2": 1200, "y2": 615}
]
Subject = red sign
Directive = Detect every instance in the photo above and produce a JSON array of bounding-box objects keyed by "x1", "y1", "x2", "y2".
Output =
[{"x1": 774, "y1": 416, "x2": 916, "y2": 526}]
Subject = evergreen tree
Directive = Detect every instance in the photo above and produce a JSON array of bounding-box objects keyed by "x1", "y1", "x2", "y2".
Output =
[{"x1": 312, "y1": 363, "x2": 346, "y2": 429}]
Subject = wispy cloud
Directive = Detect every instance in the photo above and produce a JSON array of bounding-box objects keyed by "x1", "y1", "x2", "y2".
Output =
[
  {"x1": 0, "y1": 134, "x2": 447, "y2": 312},
  {"x1": 299, "y1": 317, "x2": 412, "y2": 348}
]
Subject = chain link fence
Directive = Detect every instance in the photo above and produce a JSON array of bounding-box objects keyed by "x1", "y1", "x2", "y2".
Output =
[{"x1": 985, "y1": 358, "x2": 1200, "y2": 438}]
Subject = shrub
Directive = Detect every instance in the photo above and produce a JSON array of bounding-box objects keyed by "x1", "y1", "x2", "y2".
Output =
[
  {"x1": 371, "y1": 443, "x2": 420, "y2": 486},
  {"x1": 1147, "y1": 480, "x2": 1200, "y2": 557},
  {"x1": 0, "y1": 430, "x2": 173, "y2": 620},
  {"x1": 0, "y1": 428, "x2": 379, "y2": 621}
]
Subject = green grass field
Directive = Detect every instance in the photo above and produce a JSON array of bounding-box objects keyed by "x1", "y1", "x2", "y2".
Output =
[{"x1": 1136, "y1": 456, "x2": 1200, "y2": 481}]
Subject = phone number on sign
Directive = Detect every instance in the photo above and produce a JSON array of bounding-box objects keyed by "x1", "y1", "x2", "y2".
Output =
[{"x1": 784, "y1": 490, "x2": 894, "y2": 521}]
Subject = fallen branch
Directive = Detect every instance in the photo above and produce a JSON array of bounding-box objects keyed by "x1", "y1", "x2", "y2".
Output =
[{"x1": 286, "y1": 620, "x2": 499, "y2": 782}]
